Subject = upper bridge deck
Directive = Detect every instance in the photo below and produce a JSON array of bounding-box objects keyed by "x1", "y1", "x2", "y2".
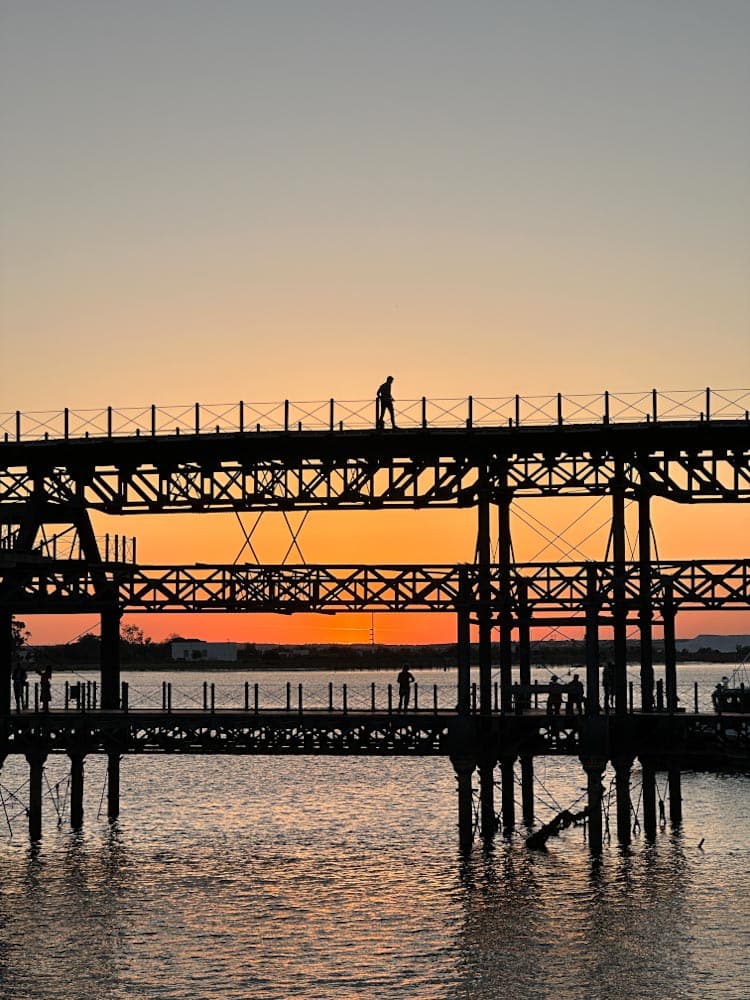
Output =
[{"x1": 1, "y1": 388, "x2": 749, "y2": 509}]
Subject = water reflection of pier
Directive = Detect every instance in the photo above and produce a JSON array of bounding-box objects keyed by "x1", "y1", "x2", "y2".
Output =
[{"x1": 1, "y1": 390, "x2": 749, "y2": 847}]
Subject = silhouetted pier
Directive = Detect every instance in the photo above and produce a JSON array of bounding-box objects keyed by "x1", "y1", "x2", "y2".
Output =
[{"x1": 1, "y1": 388, "x2": 749, "y2": 848}]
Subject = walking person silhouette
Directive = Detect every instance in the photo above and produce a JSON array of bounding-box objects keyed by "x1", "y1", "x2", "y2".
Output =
[{"x1": 376, "y1": 376, "x2": 397, "y2": 429}]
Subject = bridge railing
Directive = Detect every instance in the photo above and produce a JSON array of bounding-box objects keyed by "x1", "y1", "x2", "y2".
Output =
[{"x1": 2, "y1": 388, "x2": 749, "y2": 442}]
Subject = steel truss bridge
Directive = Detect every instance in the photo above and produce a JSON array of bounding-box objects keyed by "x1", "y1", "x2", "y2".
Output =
[
  {"x1": 1, "y1": 389, "x2": 749, "y2": 849},
  {"x1": 1, "y1": 559, "x2": 749, "y2": 621}
]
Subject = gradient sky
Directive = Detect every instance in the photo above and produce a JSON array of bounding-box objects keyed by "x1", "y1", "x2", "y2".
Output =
[{"x1": 1, "y1": 2, "x2": 748, "y2": 645}]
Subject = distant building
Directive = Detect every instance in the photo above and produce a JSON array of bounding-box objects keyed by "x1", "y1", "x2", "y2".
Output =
[
  {"x1": 170, "y1": 640, "x2": 238, "y2": 662},
  {"x1": 677, "y1": 635, "x2": 750, "y2": 654}
]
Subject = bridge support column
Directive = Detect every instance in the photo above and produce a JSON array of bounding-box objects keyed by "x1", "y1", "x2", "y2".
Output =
[
  {"x1": 638, "y1": 488, "x2": 654, "y2": 712},
  {"x1": 517, "y1": 581, "x2": 531, "y2": 711},
  {"x1": 581, "y1": 757, "x2": 606, "y2": 855},
  {"x1": 641, "y1": 757, "x2": 657, "y2": 840},
  {"x1": 1, "y1": 610, "x2": 12, "y2": 716},
  {"x1": 108, "y1": 754, "x2": 121, "y2": 821},
  {"x1": 70, "y1": 754, "x2": 84, "y2": 829},
  {"x1": 497, "y1": 486, "x2": 513, "y2": 712},
  {"x1": 500, "y1": 756, "x2": 516, "y2": 831},
  {"x1": 457, "y1": 568, "x2": 471, "y2": 716},
  {"x1": 585, "y1": 566, "x2": 600, "y2": 715},
  {"x1": 101, "y1": 606, "x2": 121, "y2": 709},
  {"x1": 451, "y1": 757, "x2": 476, "y2": 851},
  {"x1": 663, "y1": 582, "x2": 678, "y2": 713},
  {"x1": 614, "y1": 755, "x2": 634, "y2": 845},
  {"x1": 611, "y1": 465, "x2": 628, "y2": 716},
  {"x1": 26, "y1": 752, "x2": 46, "y2": 841},
  {"x1": 668, "y1": 765, "x2": 682, "y2": 826},
  {"x1": 520, "y1": 755, "x2": 534, "y2": 825},
  {"x1": 478, "y1": 761, "x2": 497, "y2": 841},
  {"x1": 477, "y1": 475, "x2": 493, "y2": 719}
]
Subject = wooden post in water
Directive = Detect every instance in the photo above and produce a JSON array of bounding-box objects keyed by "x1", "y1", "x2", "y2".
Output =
[
  {"x1": 26, "y1": 752, "x2": 46, "y2": 841},
  {"x1": 614, "y1": 755, "x2": 634, "y2": 845},
  {"x1": 70, "y1": 754, "x2": 84, "y2": 829},
  {"x1": 582, "y1": 756, "x2": 607, "y2": 855},
  {"x1": 520, "y1": 755, "x2": 534, "y2": 826},
  {"x1": 452, "y1": 756, "x2": 476, "y2": 851},
  {"x1": 108, "y1": 754, "x2": 121, "y2": 821}
]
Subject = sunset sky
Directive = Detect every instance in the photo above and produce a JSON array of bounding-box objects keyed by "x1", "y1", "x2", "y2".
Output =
[{"x1": 1, "y1": 2, "x2": 748, "y2": 646}]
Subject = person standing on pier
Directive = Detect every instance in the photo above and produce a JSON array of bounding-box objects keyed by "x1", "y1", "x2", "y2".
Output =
[
  {"x1": 38, "y1": 665, "x2": 52, "y2": 712},
  {"x1": 566, "y1": 673, "x2": 585, "y2": 715},
  {"x1": 396, "y1": 663, "x2": 415, "y2": 712},
  {"x1": 12, "y1": 662, "x2": 27, "y2": 713},
  {"x1": 376, "y1": 375, "x2": 397, "y2": 429},
  {"x1": 546, "y1": 675, "x2": 563, "y2": 717}
]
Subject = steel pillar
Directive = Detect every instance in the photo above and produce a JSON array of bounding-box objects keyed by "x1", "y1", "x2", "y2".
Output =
[
  {"x1": 668, "y1": 765, "x2": 682, "y2": 826},
  {"x1": 520, "y1": 755, "x2": 534, "y2": 825},
  {"x1": 26, "y1": 753, "x2": 46, "y2": 841},
  {"x1": 0, "y1": 610, "x2": 12, "y2": 716},
  {"x1": 477, "y1": 477, "x2": 493, "y2": 719},
  {"x1": 500, "y1": 756, "x2": 515, "y2": 830},
  {"x1": 107, "y1": 754, "x2": 120, "y2": 821},
  {"x1": 585, "y1": 565, "x2": 600, "y2": 715},
  {"x1": 638, "y1": 489, "x2": 654, "y2": 711},
  {"x1": 452, "y1": 757, "x2": 475, "y2": 850},
  {"x1": 663, "y1": 582, "x2": 678, "y2": 713},
  {"x1": 497, "y1": 486, "x2": 513, "y2": 712},
  {"x1": 614, "y1": 755, "x2": 634, "y2": 845},
  {"x1": 611, "y1": 465, "x2": 628, "y2": 716},
  {"x1": 457, "y1": 567, "x2": 471, "y2": 716},
  {"x1": 641, "y1": 757, "x2": 657, "y2": 840},
  {"x1": 101, "y1": 605, "x2": 121, "y2": 709},
  {"x1": 517, "y1": 580, "x2": 531, "y2": 709},
  {"x1": 70, "y1": 754, "x2": 84, "y2": 828},
  {"x1": 582, "y1": 757, "x2": 607, "y2": 855}
]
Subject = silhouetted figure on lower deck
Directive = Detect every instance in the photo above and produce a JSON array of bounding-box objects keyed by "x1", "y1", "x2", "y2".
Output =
[
  {"x1": 12, "y1": 664, "x2": 27, "y2": 713},
  {"x1": 566, "y1": 673, "x2": 585, "y2": 715},
  {"x1": 546, "y1": 675, "x2": 563, "y2": 717},
  {"x1": 38, "y1": 665, "x2": 52, "y2": 712},
  {"x1": 397, "y1": 664, "x2": 415, "y2": 712}
]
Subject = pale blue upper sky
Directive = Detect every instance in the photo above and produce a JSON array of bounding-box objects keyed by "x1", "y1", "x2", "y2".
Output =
[{"x1": 1, "y1": 1, "x2": 748, "y2": 408}]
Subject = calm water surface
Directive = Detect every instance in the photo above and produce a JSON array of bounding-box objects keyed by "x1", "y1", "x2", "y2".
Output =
[{"x1": 1, "y1": 664, "x2": 748, "y2": 1000}]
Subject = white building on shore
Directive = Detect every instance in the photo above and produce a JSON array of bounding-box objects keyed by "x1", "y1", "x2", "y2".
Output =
[{"x1": 170, "y1": 640, "x2": 238, "y2": 662}]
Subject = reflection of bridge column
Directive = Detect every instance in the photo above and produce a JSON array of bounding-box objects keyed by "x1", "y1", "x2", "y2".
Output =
[
  {"x1": 613, "y1": 755, "x2": 634, "y2": 845},
  {"x1": 26, "y1": 752, "x2": 46, "y2": 841},
  {"x1": 0, "y1": 610, "x2": 12, "y2": 716},
  {"x1": 500, "y1": 756, "x2": 516, "y2": 830},
  {"x1": 520, "y1": 756, "x2": 534, "y2": 826},
  {"x1": 641, "y1": 756, "x2": 657, "y2": 840},
  {"x1": 101, "y1": 605, "x2": 121, "y2": 709},
  {"x1": 451, "y1": 756, "x2": 476, "y2": 851},
  {"x1": 581, "y1": 756, "x2": 607, "y2": 855},
  {"x1": 70, "y1": 753, "x2": 85, "y2": 828},
  {"x1": 478, "y1": 760, "x2": 497, "y2": 841},
  {"x1": 639, "y1": 485, "x2": 654, "y2": 711},
  {"x1": 611, "y1": 460, "x2": 628, "y2": 716},
  {"x1": 668, "y1": 765, "x2": 682, "y2": 826},
  {"x1": 108, "y1": 754, "x2": 121, "y2": 821},
  {"x1": 497, "y1": 483, "x2": 513, "y2": 712},
  {"x1": 585, "y1": 565, "x2": 600, "y2": 715}
]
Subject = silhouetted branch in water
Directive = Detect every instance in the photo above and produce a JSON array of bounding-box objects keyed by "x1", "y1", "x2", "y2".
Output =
[{"x1": 525, "y1": 807, "x2": 589, "y2": 851}]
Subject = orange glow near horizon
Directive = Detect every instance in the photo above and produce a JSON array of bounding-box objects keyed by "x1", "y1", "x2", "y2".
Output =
[{"x1": 20, "y1": 496, "x2": 750, "y2": 647}]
